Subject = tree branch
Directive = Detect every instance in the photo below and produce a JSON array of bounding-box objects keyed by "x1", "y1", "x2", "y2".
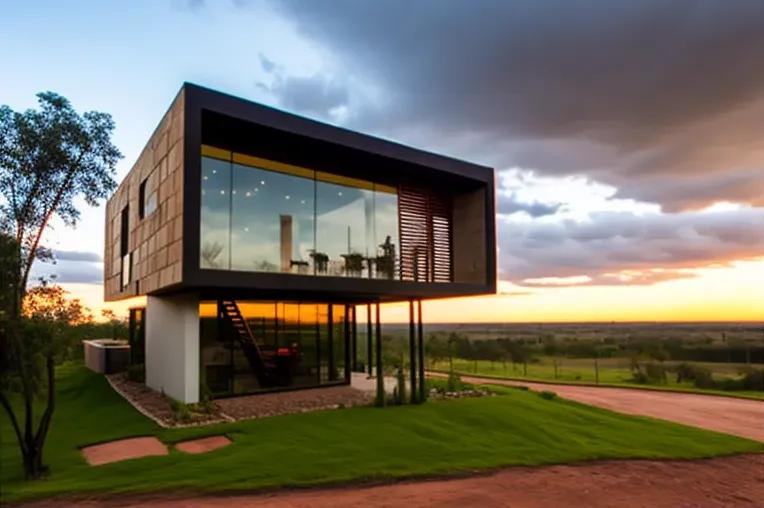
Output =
[
  {"x1": 34, "y1": 354, "x2": 56, "y2": 450},
  {"x1": 0, "y1": 390, "x2": 28, "y2": 458},
  {"x1": 20, "y1": 159, "x2": 80, "y2": 292}
]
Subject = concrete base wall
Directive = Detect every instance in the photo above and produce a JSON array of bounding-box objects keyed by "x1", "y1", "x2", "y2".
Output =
[{"x1": 145, "y1": 293, "x2": 200, "y2": 403}]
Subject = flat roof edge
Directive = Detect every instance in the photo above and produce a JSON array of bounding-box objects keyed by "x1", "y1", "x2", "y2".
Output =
[{"x1": 183, "y1": 82, "x2": 494, "y2": 179}]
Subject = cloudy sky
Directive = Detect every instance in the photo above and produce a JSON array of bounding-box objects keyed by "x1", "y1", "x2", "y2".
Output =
[{"x1": 1, "y1": 0, "x2": 763, "y2": 322}]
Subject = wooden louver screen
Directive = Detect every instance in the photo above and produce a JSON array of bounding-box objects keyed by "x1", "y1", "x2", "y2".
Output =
[{"x1": 398, "y1": 185, "x2": 452, "y2": 282}]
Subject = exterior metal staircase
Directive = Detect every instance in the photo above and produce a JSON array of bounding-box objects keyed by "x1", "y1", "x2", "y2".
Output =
[{"x1": 218, "y1": 299, "x2": 276, "y2": 387}]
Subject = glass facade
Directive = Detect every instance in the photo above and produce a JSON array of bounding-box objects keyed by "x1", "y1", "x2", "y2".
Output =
[
  {"x1": 200, "y1": 150, "x2": 402, "y2": 279},
  {"x1": 199, "y1": 300, "x2": 353, "y2": 397}
]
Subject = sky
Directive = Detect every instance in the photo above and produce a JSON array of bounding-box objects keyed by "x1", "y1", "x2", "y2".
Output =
[{"x1": 1, "y1": 0, "x2": 763, "y2": 323}]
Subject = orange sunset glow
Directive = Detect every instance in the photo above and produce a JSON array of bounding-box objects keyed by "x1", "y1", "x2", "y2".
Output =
[{"x1": 76, "y1": 258, "x2": 764, "y2": 324}]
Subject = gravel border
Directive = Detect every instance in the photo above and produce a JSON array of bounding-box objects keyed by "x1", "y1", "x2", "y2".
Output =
[{"x1": 106, "y1": 375, "x2": 234, "y2": 429}]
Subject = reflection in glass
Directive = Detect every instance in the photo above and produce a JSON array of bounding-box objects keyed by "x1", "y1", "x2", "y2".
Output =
[
  {"x1": 315, "y1": 177, "x2": 374, "y2": 277},
  {"x1": 230, "y1": 163, "x2": 315, "y2": 273},
  {"x1": 200, "y1": 157, "x2": 233, "y2": 269},
  {"x1": 198, "y1": 300, "x2": 353, "y2": 396},
  {"x1": 200, "y1": 151, "x2": 411, "y2": 280},
  {"x1": 373, "y1": 185, "x2": 400, "y2": 280}
]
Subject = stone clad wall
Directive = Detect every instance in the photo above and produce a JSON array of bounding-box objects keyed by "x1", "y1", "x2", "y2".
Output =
[
  {"x1": 104, "y1": 89, "x2": 185, "y2": 302},
  {"x1": 452, "y1": 187, "x2": 488, "y2": 285}
]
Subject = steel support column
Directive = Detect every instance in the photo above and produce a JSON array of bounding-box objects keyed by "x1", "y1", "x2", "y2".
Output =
[
  {"x1": 352, "y1": 306, "x2": 358, "y2": 372},
  {"x1": 344, "y1": 305, "x2": 352, "y2": 384},
  {"x1": 417, "y1": 299, "x2": 425, "y2": 402},
  {"x1": 375, "y1": 302, "x2": 385, "y2": 406},
  {"x1": 409, "y1": 299, "x2": 417, "y2": 403},
  {"x1": 367, "y1": 303, "x2": 373, "y2": 375}
]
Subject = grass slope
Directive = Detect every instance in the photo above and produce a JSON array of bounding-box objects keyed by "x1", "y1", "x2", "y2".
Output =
[
  {"x1": 433, "y1": 359, "x2": 764, "y2": 400},
  {"x1": 2, "y1": 365, "x2": 762, "y2": 503}
]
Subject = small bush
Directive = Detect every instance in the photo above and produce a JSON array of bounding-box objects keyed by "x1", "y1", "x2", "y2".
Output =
[
  {"x1": 395, "y1": 364, "x2": 407, "y2": 405},
  {"x1": 631, "y1": 362, "x2": 667, "y2": 385},
  {"x1": 446, "y1": 371, "x2": 463, "y2": 392},
  {"x1": 739, "y1": 367, "x2": 764, "y2": 392},
  {"x1": 126, "y1": 363, "x2": 145, "y2": 383},
  {"x1": 199, "y1": 381, "x2": 214, "y2": 403},
  {"x1": 538, "y1": 390, "x2": 558, "y2": 401}
]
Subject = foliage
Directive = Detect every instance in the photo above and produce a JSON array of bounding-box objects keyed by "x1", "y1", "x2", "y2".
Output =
[
  {"x1": 0, "y1": 91, "x2": 121, "y2": 291},
  {"x1": 631, "y1": 361, "x2": 668, "y2": 385},
  {"x1": 446, "y1": 371, "x2": 463, "y2": 392},
  {"x1": 0, "y1": 91, "x2": 121, "y2": 480},
  {"x1": 100, "y1": 310, "x2": 128, "y2": 341},
  {"x1": 427, "y1": 376, "x2": 475, "y2": 394},
  {"x1": 394, "y1": 362, "x2": 406, "y2": 405},
  {"x1": 538, "y1": 390, "x2": 558, "y2": 401},
  {"x1": 126, "y1": 363, "x2": 145, "y2": 384},
  {"x1": 3, "y1": 365, "x2": 762, "y2": 503},
  {"x1": 1, "y1": 282, "x2": 92, "y2": 479}
]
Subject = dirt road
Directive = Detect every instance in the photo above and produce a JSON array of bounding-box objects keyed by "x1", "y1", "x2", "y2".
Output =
[
  {"x1": 431, "y1": 373, "x2": 764, "y2": 442},
  {"x1": 33, "y1": 454, "x2": 764, "y2": 508}
]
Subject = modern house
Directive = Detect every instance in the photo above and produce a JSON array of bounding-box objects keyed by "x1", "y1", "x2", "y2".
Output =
[{"x1": 105, "y1": 83, "x2": 496, "y2": 403}]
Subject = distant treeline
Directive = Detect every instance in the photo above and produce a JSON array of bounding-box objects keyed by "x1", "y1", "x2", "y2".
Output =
[{"x1": 368, "y1": 332, "x2": 764, "y2": 365}]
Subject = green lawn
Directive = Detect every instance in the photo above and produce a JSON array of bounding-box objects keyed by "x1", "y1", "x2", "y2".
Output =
[
  {"x1": 2, "y1": 365, "x2": 762, "y2": 504},
  {"x1": 433, "y1": 358, "x2": 764, "y2": 400}
]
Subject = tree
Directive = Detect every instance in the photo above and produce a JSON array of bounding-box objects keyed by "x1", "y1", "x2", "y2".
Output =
[
  {"x1": 101, "y1": 309, "x2": 127, "y2": 340},
  {"x1": 2, "y1": 282, "x2": 93, "y2": 478},
  {"x1": 0, "y1": 92, "x2": 121, "y2": 479}
]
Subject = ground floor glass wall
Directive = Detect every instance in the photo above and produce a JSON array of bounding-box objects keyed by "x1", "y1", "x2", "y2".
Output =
[{"x1": 200, "y1": 300, "x2": 351, "y2": 398}]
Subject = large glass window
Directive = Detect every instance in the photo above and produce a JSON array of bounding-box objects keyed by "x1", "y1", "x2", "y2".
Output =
[
  {"x1": 230, "y1": 161, "x2": 315, "y2": 273},
  {"x1": 199, "y1": 300, "x2": 353, "y2": 397},
  {"x1": 315, "y1": 175, "x2": 374, "y2": 277},
  {"x1": 200, "y1": 157, "x2": 233, "y2": 269},
  {"x1": 373, "y1": 185, "x2": 400, "y2": 280},
  {"x1": 199, "y1": 148, "x2": 411, "y2": 280}
]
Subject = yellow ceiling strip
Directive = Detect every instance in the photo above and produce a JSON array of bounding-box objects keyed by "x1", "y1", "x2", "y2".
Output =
[
  {"x1": 233, "y1": 152, "x2": 315, "y2": 179},
  {"x1": 201, "y1": 144, "x2": 232, "y2": 161},
  {"x1": 202, "y1": 144, "x2": 395, "y2": 194}
]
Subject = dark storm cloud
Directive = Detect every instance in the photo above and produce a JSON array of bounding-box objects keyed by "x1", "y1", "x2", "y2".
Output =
[
  {"x1": 30, "y1": 260, "x2": 103, "y2": 285},
  {"x1": 497, "y1": 194, "x2": 562, "y2": 218},
  {"x1": 257, "y1": 52, "x2": 350, "y2": 119},
  {"x1": 53, "y1": 250, "x2": 102, "y2": 263},
  {"x1": 500, "y1": 207, "x2": 764, "y2": 286},
  {"x1": 29, "y1": 251, "x2": 103, "y2": 284},
  {"x1": 264, "y1": 0, "x2": 764, "y2": 211}
]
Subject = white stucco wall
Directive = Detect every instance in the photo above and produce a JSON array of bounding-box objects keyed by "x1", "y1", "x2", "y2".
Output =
[{"x1": 145, "y1": 293, "x2": 200, "y2": 403}]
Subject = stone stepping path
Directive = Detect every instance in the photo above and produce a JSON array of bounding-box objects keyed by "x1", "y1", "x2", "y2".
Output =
[
  {"x1": 82, "y1": 436, "x2": 168, "y2": 466},
  {"x1": 175, "y1": 436, "x2": 232, "y2": 454},
  {"x1": 82, "y1": 435, "x2": 233, "y2": 465}
]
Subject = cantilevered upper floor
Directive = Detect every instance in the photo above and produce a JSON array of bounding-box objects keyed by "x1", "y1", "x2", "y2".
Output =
[{"x1": 104, "y1": 83, "x2": 497, "y2": 303}]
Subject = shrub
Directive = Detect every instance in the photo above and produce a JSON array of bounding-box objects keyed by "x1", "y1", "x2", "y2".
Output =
[
  {"x1": 538, "y1": 390, "x2": 558, "y2": 401},
  {"x1": 126, "y1": 363, "x2": 145, "y2": 383},
  {"x1": 395, "y1": 364, "x2": 407, "y2": 405},
  {"x1": 199, "y1": 380, "x2": 214, "y2": 403},
  {"x1": 631, "y1": 362, "x2": 667, "y2": 385},
  {"x1": 446, "y1": 371, "x2": 463, "y2": 392},
  {"x1": 644, "y1": 362, "x2": 668, "y2": 385},
  {"x1": 739, "y1": 367, "x2": 764, "y2": 392},
  {"x1": 428, "y1": 377, "x2": 474, "y2": 393}
]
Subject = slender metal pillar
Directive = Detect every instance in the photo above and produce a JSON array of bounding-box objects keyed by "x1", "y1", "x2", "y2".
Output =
[
  {"x1": 367, "y1": 303, "x2": 373, "y2": 375},
  {"x1": 375, "y1": 302, "x2": 385, "y2": 406},
  {"x1": 351, "y1": 306, "x2": 358, "y2": 372},
  {"x1": 328, "y1": 305, "x2": 335, "y2": 381},
  {"x1": 344, "y1": 305, "x2": 352, "y2": 383},
  {"x1": 417, "y1": 299, "x2": 425, "y2": 402},
  {"x1": 408, "y1": 299, "x2": 417, "y2": 403}
]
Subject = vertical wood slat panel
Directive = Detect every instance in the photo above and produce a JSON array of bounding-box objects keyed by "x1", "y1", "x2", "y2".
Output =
[{"x1": 398, "y1": 186, "x2": 452, "y2": 282}]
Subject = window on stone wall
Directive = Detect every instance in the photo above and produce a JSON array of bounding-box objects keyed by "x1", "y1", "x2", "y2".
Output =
[
  {"x1": 139, "y1": 171, "x2": 158, "y2": 220},
  {"x1": 120, "y1": 205, "x2": 131, "y2": 290}
]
